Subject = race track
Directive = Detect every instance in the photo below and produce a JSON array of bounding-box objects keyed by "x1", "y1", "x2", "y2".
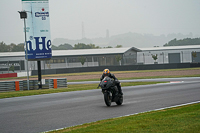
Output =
[{"x1": 0, "y1": 77, "x2": 199, "y2": 133}]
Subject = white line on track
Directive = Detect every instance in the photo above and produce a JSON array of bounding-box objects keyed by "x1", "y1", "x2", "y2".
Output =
[
  {"x1": 170, "y1": 81, "x2": 184, "y2": 83},
  {"x1": 122, "y1": 100, "x2": 200, "y2": 117},
  {"x1": 43, "y1": 101, "x2": 200, "y2": 133}
]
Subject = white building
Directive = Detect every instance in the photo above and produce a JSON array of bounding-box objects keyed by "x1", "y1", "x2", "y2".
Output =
[
  {"x1": 137, "y1": 45, "x2": 200, "y2": 64},
  {"x1": 0, "y1": 45, "x2": 200, "y2": 73}
]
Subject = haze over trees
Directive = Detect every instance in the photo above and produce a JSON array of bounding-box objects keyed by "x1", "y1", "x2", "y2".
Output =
[
  {"x1": 163, "y1": 38, "x2": 200, "y2": 46},
  {"x1": 74, "y1": 43, "x2": 100, "y2": 49},
  {"x1": 52, "y1": 43, "x2": 73, "y2": 50},
  {"x1": 1, "y1": 37, "x2": 200, "y2": 52},
  {"x1": 0, "y1": 42, "x2": 24, "y2": 52},
  {"x1": 52, "y1": 32, "x2": 196, "y2": 48},
  {"x1": 0, "y1": 42, "x2": 119, "y2": 52}
]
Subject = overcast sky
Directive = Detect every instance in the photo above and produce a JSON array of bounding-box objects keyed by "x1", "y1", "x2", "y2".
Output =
[{"x1": 0, "y1": 0, "x2": 200, "y2": 44}]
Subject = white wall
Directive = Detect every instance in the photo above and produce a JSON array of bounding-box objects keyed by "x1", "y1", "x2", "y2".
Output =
[
  {"x1": 17, "y1": 71, "x2": 31, "y2": 77},
  {"x1": 137, "y1": 48, "x2": 200, "y2": 64}
]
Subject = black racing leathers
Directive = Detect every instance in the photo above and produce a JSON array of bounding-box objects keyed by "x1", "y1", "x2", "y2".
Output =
[{"x1": 100, "y1": 73, "x2": 123, "y2": 95}]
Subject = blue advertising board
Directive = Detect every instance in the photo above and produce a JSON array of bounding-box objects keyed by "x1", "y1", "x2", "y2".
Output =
[{"x1": 21, "y1": 0, "x2": 52, "y2": 60}]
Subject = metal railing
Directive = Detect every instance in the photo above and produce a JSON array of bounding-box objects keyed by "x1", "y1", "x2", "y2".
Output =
[
  {"x1": 0, "y1": 81, "x2": 15, "y2": 91},
  {"x1": 0, "y1": 78, "x2": 67, "y2": 92},
  {"x1": 57, "y1": 78, "x2": 67, "y2": 88}
]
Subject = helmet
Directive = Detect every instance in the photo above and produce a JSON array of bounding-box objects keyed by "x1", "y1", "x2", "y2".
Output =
[{"x1": 103, "y1": 69, "x2": 110, "y2": 76}]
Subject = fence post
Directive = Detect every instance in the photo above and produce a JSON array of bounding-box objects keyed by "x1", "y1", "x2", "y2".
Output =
[
  {"x1": 15, "y1": 81, "x2": 20, "y2": 91},
  {"x1": 53, "y1": 79, "x2": 57, "y2": 89}
]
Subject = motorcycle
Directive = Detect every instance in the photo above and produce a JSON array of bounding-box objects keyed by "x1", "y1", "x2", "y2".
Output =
[{"x1": 98, "y1": 76, "x2": 123, "y2": 106}]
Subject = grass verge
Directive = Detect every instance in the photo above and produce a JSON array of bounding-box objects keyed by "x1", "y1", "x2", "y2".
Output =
[
  {"x1": 48, "y1": 103, "x2": 200, "y2": 133},
  {"x1": 0, "y1": 82, "x2": 166, "y2": 99}
]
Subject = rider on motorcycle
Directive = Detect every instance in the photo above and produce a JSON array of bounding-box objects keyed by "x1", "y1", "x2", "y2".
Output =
[{"x1": 100, "y1": 69, "x2": 123, "y2": 95}]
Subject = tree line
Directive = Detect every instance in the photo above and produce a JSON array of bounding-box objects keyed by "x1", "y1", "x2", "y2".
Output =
[
  {"x1": 1, "y1": 37, "x2": 199, "y2": 52},
  {"x1": 0, "y1": 41, "x2": 122, "y2": 52},
  {"x1": 164, "y1": 38, "x2": 200, "y2": 46},
  {"x1": 53, "y1": 43, "x2": 122, "y2": 50},
  {"x1": 0, "y1": 42, "x2": 24, "y2": 52}
]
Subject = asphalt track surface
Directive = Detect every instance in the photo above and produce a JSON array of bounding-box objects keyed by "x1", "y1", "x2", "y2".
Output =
[
  {"x1": 0, "y1": 77, "x2": 200, "y2": 133},
  {"x1": 68, "y1": 77, "x2": 200, "y2": 84}
]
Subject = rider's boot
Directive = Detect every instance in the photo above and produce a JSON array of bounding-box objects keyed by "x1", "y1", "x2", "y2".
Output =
[{"x1": 118, "y1": 85, "x2": 123, "y2": 95}]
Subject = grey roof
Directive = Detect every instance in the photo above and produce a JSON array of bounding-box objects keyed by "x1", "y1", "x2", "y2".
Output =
[
  {"x1": 52, "y1": 47, "x2": 141, "y2": 57},
  {"x1": 0, "y1": 51, "x2": 25, "y2": 57},
  {"x1": 139, "y1": 45, "x2": 200, "y2": 51},
  {"x1": 1, "y1": 45, "x2": 199, "y2": 58},
  {"x1": 0, "y1": 47, "x2": 140, "y2": 58}
]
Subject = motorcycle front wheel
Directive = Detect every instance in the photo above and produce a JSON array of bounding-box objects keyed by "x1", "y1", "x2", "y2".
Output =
[{"x1": 104, "y1": 92, "x2": 111, "y2": 106}]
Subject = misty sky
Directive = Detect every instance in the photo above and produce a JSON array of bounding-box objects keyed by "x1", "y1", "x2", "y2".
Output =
[{"x1": 0, "y1": 0, "x2": 200, "y2": 45}]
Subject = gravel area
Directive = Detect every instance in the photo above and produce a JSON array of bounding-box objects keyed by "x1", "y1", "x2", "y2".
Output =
[
  {"x1": 65, "y1": 69, "x2": 200, "y2": 80},
  {"x1": 1, "y1": 69, "x2": 200, "y2": 81}
]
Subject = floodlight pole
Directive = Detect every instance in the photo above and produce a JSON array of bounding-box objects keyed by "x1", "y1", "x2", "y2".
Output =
[
  {"x1": 24, "y1": 18, "x2": 30, "y2": 90},
  {"x1": 18, "y1": 11, "x2": 29, "y2": 90}
]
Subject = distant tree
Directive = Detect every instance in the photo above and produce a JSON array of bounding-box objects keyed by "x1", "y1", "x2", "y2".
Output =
[
  {"x1": 192, "y1": 51, "x2": 197, "y2": 62},
  {"x1": 9, "y1": 65, "x2": 15, "y2": 72},
  {"x1": 0, "y1": 42, "x2": 10, "y2": 52},
  {"x1": 10, "y1": 43, "x2": 16, "y2": 51},
  {"x1": 74, "y1": 43, "x2": 89, "y2": 49},
  {"x1": 58, "y1": 43, "x2": 73, "y2": 50},
  {"x1": 104, "y1": 46, "x2": 113, "y2": 48},
  {"x1": 79, "y1": 56, "x2": 86, "y2": 66},
  {"x1": 74, "y1": 43, "x2": 100, "y2": 49},
  {"x1": 0, "y1": 42, "x2": 24, "y2": 52},
  {"x1": 164, "y1": 38, "x2": 200, "y2": 46},
  {"x1": 115, "y1": 54, "x2": 122, "y2": 65},
  {"x1": 52, "y1": 43, "x2": 73, "y2": 50},
  {"x1": 152, "y1": 54, "x2": 158, "y2": 63},
  {"x1": 51, "y1": 45, "x2": 59, "y2": 50},
  {"x1": 87, "y1": 43, "x2": 101, "y2": 49},
  {"x1": 12, "y1": 43, "x2": 24, "y2": 52},
  {"x1": 115, "y1": 45, "x2": 122, "y2": 48}
]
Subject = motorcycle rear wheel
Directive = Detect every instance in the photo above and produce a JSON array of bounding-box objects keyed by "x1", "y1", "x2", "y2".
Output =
[
  {"x1": 104, "y1": 93, "x2": 111, "y2": 106},
  {"x1": 116, "y1": 95, "x2": 123, "y2": 105}
]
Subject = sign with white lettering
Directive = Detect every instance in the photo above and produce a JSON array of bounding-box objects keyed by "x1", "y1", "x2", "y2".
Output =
[{"x1": 21, "y1": 0, "x2": 52, "y2": 60}]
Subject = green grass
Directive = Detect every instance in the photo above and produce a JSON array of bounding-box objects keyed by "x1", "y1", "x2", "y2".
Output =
[
  {"x1": 48, "y1": 103, "x2": 200, "y2": 133},
  {"x1": 0, "y1": 82, "x2": 165, "y2": 99}
]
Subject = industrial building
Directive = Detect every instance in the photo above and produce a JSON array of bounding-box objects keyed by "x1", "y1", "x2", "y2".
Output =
[
  {"x1": 0, "y1": 47, "x2": 140, "y2": 73},
  {"x1": 0, "y1": 45, "x2": 200, "y2": 74},
  {"x1": 137, "y1": 45, "x2": 200, "y2": 64}
]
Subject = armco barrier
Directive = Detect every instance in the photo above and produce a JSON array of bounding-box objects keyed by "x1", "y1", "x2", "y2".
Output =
[
  {"x1": 0, "y1": 78, "x2": 67, "y2": 91},
  {"x1": 15, "y1": 81, "x2": 20, "y2": 91},
  {"x1": 23, "y1": 80, "x2": 38, "y2": 90},
  {"x1": 56, "y1": 78, "x2": 67, "y2": 88},
  {"x1": 0, "y1": 81, "x2": 15, "y2": 91},
  {"x1": 53, "y1": 79, "x2": 57, "y2": 88}
]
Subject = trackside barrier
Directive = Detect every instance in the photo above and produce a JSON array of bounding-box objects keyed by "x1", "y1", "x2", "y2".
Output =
[
  {"x1": 0, "y1": 78, "x2": 67, "y2": 91},
  {"x1": 53, "y1": 79, "x2": 57, "y2": 88},
  {"x1": 23, "y1": 80, "x2": 37, "y2": 90},
  {"x1": 0, "y1": 81, "x2": 15, "y2": 91},
  {"x1": 15, "y1": 81, "x2": 20, "y2": 91},
  {"x1": 54, "y1": 78, "x2": 67, "y2": 88}
]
